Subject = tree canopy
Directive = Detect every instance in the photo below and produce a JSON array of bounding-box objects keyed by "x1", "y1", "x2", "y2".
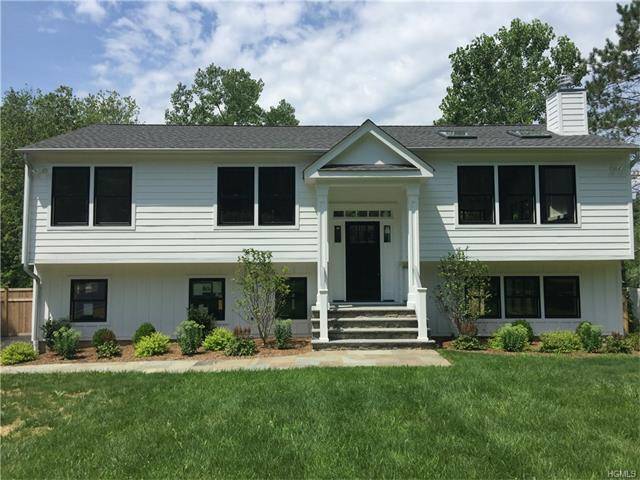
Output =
[
  {"x1": 1, "y1": 86, "x2": 139, "y2": 287},
  {"x1": 436, "y1": 19, "x2": 586, "y2": 125},
  {"x1": 165, "y1": 64, "x2": 299, "y2": 126}
]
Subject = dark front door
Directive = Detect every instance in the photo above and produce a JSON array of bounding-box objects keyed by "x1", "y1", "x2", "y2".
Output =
[{"x1": 346, "y1": 221, "x2": 381, "y2": 302}]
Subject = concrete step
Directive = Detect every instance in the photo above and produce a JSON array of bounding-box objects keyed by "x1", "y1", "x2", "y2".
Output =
[
  {"x1": 311, "y1": 318, "x2": 418, "y2": 329},
  {"x1": 312, "y1": 338, "x2": 436, "y2": 350},
  {"x1": 311, "y1": 306, "x2": 416, "y2": 319},
  {"x1": 312, "y1": 327, "x2": 419, "y2": 340}
]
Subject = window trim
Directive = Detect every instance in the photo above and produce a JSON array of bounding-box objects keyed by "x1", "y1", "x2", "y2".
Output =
[
  {"x1": 539, "y1": 165, "x2": 578, "y2": 225},
  {"x1": 69, "y1": 278, "x2": 109, "y2": 324},
  {"x1": 93, "y1": 166, "x2": 133, "y2": 227},
  {"x1": 503, "y1": 276, "x2": 542, "y2": 319},
  {"x1": 187, "y1": 276, "x2": 227, "y2": 322},
  {"x1": 543, "y1": 275, "x2": 581, "y2": 319}
]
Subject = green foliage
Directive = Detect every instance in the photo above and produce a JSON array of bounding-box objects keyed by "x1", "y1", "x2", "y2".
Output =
[
  {"x1": 539, "y1": 331, "x2": 582, "y2": 353},
  {"x1": 176, "y1": 320, "x2": 205, "y2": 355},
  {"x1": 53, "y1": 326, "x2": 81, "y2": 359},
  {"x1": 626, "y1": 332, "x2": 640, "y2": 351},
  {"x1": 203, "y1": 328, "x2": 235, "y2": 352},
  {"x1": 132, "y1": 323, "x2": 156, "y2": 345},
  {"x1": 224, "y1": 336, "x2": 257, "y2": 357},
  {"x1": 187, "y1": 306, "x2": 215, "y2": 332},
  {"x1": 0, "y1": 86, "x2": 138, "y2": 287},
  {"x1": 92, "y1": 328, "x2": 116, "y2": 348},
  {"x1": 623, "y1": 198, "x2": 640, "y2": 291},
  {"x1": 274, "y1": 319, "x2": 293, "y2": 349},
  {"x1": 1, "y1": 342, "x2": 37, "y2": 365},
  {"x1": 576, "y1": 322, "x2": 603, "y2": 353},
  {"x1": 134, "y1": 332, "x2": 170, "y2": 358},
  {"x1": 41, "y1": 318, "x2": 69, "y2": 349},
  {"x1": 511, "y1": 320, "x2": 534, "y2": 342},
  {"x1": 234, "y1": 248, "x2": 290, "y2": 342},
  {"x1": 489, "y1": 324, "x2": 530, "y2": 352},
  {"x1": 436, "y1": 19, "x2": 586, "y2": 125},
  {"x1": 96, "y1": 341, "x2": 121, "y2": 359},
  {"x1": 602, "y1": 333, "x2": 633, "y2": 354},
  {"x1": 451, "y1": 335, "x2": 483, "y2": 351},
  {"x1": 435, "y1": 249, "x2": 490, "y2": 336},
  {"x1": 165, "y1": 64, "x2": 298, "y2": 126}
]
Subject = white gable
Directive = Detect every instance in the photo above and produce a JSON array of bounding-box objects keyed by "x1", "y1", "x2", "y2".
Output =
[{"x1": 328, "y1": 133, "x2": 412, "y2": 167}]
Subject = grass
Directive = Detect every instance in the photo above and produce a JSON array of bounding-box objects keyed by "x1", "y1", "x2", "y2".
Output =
[{"x1": 2, "y1": 352, "x2": 639, "y2": 479}]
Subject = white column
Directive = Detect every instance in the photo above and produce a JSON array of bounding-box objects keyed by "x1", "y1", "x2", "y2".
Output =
[
  {"x1": 316, "y1": 185, "x2": 329, "y2": 342},
  {"x1": 406, "y1": 184, "x2": 421, "y2": 308}
]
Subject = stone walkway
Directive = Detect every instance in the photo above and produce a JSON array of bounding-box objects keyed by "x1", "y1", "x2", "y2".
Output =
[{"x1": 1, "y1": 349, "x2": 449, "y2": 374}]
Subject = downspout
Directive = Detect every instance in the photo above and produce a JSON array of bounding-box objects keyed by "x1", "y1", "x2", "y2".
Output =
[{"x1": 21, "y1": 154, "x2": 41, "y2": 349}]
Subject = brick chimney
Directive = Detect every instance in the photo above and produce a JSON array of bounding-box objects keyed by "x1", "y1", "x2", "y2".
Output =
[{"x1": 545, "y1": 75, "x2": 588, "y2": 136}]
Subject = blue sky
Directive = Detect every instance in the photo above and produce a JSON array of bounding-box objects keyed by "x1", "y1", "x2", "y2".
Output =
[{"x1": 1, "y1": 1, "x2": 625, "y2": 124}]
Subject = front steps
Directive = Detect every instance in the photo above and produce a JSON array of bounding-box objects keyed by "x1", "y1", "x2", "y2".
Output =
[{"x1": 311, "y1": 305, "x2": 435, "y2": 350}]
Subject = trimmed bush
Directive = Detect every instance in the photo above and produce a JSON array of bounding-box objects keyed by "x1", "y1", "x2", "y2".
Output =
[
  {"x1": 625, "y1": 332, "x2": 640, "y2": 352},
  {"x1": 176, "y1": 320, "x2": 205, "y2": 355},
  {"x1": 134, "y1": 332, "x2": 170, "y2": 357},
  {"x1": 602, "y1": 333, "x2": 632, "y2": 354},
  {"x1": 539, "y1": 331, "x2": 582, "y2": 353},
  {"x1": 1, "y1": 342, "x2": 37, "y2": 365},
  {"x1": 274, "y1": 319, "x2": 293, "y2": 349},
  {"x1": 132, "y1": 323, "x2": 156, "y2": 345},
  {"x1": 452, "y1": 335, "x2": 483, "y2": 351},
  {"x1": 41, "y1": 318, "x2": 69, "y2": 349},
  {"x1": 490, "y1": 324, "x2": 529, "y2": 352},
  {"x1": 203, "y1": 328, "x2": 235, "y2": 352},
  {"x1": 53, "y1": 326, "x2": 81, "y2": 359},
  {"x1": 92, "y1": 328, "x2": 116, "y2": 348},
  {"x1": 576, "y1": 322, "x2": 603, "y2": 353},
  {"x1": 512, "y1": 319, "x2": 534, "y2": 342},
  {"x1": 225, "y1": 337, "x2": 257, "y2": 356},
  {"x1": 187, "y1": 306, "x2": 215, "y2": 332},
  {"x1": 96, "y1": 341, "x2": 121, "y2": 359}
]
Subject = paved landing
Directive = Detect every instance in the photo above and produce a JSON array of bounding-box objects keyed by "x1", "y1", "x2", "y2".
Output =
[{"x1": 1, "y1": 349, "x2": 449, "y2": 374}]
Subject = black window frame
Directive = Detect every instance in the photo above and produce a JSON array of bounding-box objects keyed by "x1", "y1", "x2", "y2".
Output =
[
  {"x1": 93, "y1": 167, "x2": 133, "y2": 226},
  {"x1": 457, "y1": 166, "x2": 495, "y2": 225},
  {"x1": 258, "y1": 166, "x2": 295, "y2": 226},
  {"x1": 69, "y1": 279, "x2": 108, "y2": 323},
  {"x1": 51, "y1": 167, "x2": 90, "y2": 226},
  {"x1": 539, "y1": 165, "x2": 577, "y2": 224},
  {"x1": 217, "y1": 167, "x2": 255, "y2": 226},
  {"x1": 479, "y1": 276, "x2": 502, "y2": 319},
  {"x1": 498, "y1": 166, "x2": 536, "y2": 224},
  {"x1": 504, "y1": 276, "x2": 541, "y2": 319},
  {"x1": 188, "y1": 278, "x2": 225, "y2": 321},
  {"x1": 277, "y1": 277, "x2": 308, "y2": 320},
  {"x1": 544, "y1": 276, "x2": 581, "y2": 318}
]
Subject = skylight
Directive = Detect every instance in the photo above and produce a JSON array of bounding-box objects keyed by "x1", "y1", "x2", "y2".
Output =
[
  {"x1": 438, "y1": 130, "x2": 477, "y2": 139},
  {"x1": 507, "y1": 129, "x2": 552, "y2": 139}
]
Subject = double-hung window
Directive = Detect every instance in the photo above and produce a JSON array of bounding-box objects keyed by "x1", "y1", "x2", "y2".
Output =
[
  {"x1": 217, "y1": 167, "x2": 255, "y2": 226},
  {"x1": 70, "y1": 279, "x2": 108, "y2": 322},
  {"x1": 504, "y1": 276, "x2": 540, "y2": 318},
  {"x1": 52, "y1": 167, "x2": 90, "y2": 226},
  {"x1": 94, "y1": 167, "x2": 132, "y2": 226},
  {"x1": 259, "y1": 167, "x2": 295, "y2": 225},
  {"x1": 540, "y1": 166, "x2": 577, "y2": 224},
  {"x1": 499, "y1": 166, "x2": 535, "y2": 224},
  {"x1": 457, "y1": 166, "x2": 495, "y2": 224},
  {"x1": 544, "y1": 276, "x2": 580, "y2": 318}
]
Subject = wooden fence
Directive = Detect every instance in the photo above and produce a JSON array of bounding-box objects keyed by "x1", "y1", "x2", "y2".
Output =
[{"x1": 1, "y1": 288, "x2": 33, "y2": 337}]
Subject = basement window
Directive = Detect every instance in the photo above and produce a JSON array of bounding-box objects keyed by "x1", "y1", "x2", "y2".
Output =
[
  {"x1": 507, "y1": 129, "x2": 552, "y2": 139},
  {"x1": 438, "y1": 130, "x2": 477, "y2": 139},
  {"x1": 504, "y1": 276, "x2": 540, "y2": 319},
  {"x1": 544, "y1": 276, "x2": 580, "y2": 318},
  {"x1": 277, "y1": 277, "x2": 308, "y2": 320},
  {"x1": 70, "y1": 279, "x2": 108, "y2": 322}
]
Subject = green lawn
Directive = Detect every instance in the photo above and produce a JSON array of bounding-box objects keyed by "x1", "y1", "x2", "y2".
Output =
[{"x1": 2, "y1": 352, "x2": 639, "y2": 479}]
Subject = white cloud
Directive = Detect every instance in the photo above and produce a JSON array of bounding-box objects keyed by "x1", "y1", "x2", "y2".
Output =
[
  {"x1": 90, "y1": 1, "x2": 622, "y2": 124},
  {"x1": 75, "y1": 0, "x2": 107, "y2": 23}
]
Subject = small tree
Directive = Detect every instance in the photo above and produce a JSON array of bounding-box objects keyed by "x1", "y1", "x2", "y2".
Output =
[
  {"x1": 234, "y1": 249, "x2": 289, "y2": 343},
  {"x1": 435, "y1": 249, "x2": 490, "y2": 336}
]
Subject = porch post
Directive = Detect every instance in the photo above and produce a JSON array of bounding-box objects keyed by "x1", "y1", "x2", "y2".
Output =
[
  {"x1": 316, "y1": 185, "x2": 330, "y2": 342},
  {"x1": 406, "y1": 184, "x2": 421, "y2": 308}
]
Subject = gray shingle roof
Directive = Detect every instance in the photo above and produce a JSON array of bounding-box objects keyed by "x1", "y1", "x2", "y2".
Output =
[{"x1": 18, "y1": 123, "x2": 637, "y2": 151}]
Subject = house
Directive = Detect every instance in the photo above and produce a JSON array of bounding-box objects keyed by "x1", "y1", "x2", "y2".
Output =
[{"x1": 19, "y1": 83, "x2": 636, "y2": 349}]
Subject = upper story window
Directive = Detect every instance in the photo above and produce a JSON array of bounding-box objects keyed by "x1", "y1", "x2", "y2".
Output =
[
  {"x1": 217, "y1": 167, "x2": 254, "y2": 226},
  {"x1": 540, "y1": 166, "x2": 577, "y2": 224},
  {"x1": 259, "y1": 167, "x2": 295, "y2": 225},
  {"x1": 94, "y1": 167, "x2": 132, "y2": 226},
  {"x1": 52, "y1": 167, "x2": 90, "y2": 226},
  {"x1": 499, "y1": 166, "x2": 535, "y2": 224},
  {"x1": 457, "y1": 166, "x2": 495, "y2": 224}
]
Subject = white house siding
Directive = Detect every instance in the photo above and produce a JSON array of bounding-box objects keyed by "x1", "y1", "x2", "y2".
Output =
[
  {"x1": 35, "y1": 262, "x2": 316, "y2": 341},
  {"x1": 418, "y1": 149, "x2": 633, "y2": 261},
  {"x1": 422, "y1": 260, "x2": 623, "y2": 336}
]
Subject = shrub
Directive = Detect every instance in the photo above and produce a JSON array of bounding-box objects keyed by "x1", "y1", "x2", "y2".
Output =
[
  {"x1": 225, "y1": 337, "x2": 257, "y2": 356},
  {"x1": 1, "y1": 342, "x2": 37, "y2": 365},
  {"x1": 626, "y1": 332, "x2": 640, "y2": 352},
  {"x1": 451, "y1": 335, "x2": 483, "y2": 350},
  {"x1": 203, "y1": 328, "x2": 235, "y2": 351},
  {"x1": 602, "y1": 333, "x2": 632, "y2": 354},
  {"x1": 132, "y1": 323, "x2": 156, "y2": 344},
  {"x1": 92, "y1": 328, "x2": 116, "y2": 348},
  {"x1": 53, "y1": 326, "x2": 81, "y2": 359},
  {"x1": 576, "y1": 322, "x2": 603, "y2": 353},
  {"x1": 539, "y1": 331, "x2": 582, "y2": 353},
  {"x1": 187, "y1": 306, "x2": 215, "y2": 332},
  {"x1": 511, "y1": 319, "x2": 534, "y2": 342},
  {"x1": 96, "y1": 341, "x2": 121, "y2": 359},
  {"x1": 274, "y1": 319, "x2": 293, "y2": 349},
  {"x1": 176, "y1": 320, "x2": 205, "y2": 355},
  {"x1": 490, "y1": 324, "x2": 529, "y2": 352},
  {"x1": 41, "y1": 318, "x2": 69, "y2": 349},
  {"x1": 134, "y1": 332, "x2": 170, "y2": 357}
]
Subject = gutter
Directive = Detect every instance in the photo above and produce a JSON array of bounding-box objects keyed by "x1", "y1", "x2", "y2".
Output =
[{"x1": 21, "y1": 155, "x2": 41, "y2": 349}]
